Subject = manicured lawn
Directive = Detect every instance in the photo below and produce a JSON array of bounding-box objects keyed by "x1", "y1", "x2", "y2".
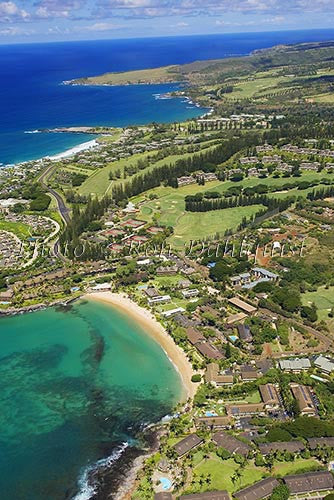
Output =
[
  {"x1": 302, "y1": 286, "x2": 334, "y2": 320},
  {"x1": 245, "y1": 391, "x2": 261, "y2": 404},
  {"x1": 273, "y1": 458, "x2": 320, "y2": 476},
  {"x1": 193, "y1": 457, "x2": 265, "y2": 494},
  {"x1": 79, "y1": 141, "x2": 218, "y2": 197},
  {"x1": 78, "y1": 151, "x2": 152, "y2": 197},
  {"x1": 169, "y1": 205, "x2": 264, "y2": 248},
  {"x1": 0, "y1": 219, "x2": 31, "y2": 239},
  {"x1": 310, "y1": 92, "x2": 334, "y2": 103},
  {"x1": 153, "y1": 275, "x2": 184, "y2": 286},
  {"x1": 223, "y1": 75, "x2": 294, "y2": 100},
  {"x1": 206, "y1": 172, "x2": 334, "y2": 196},
  {"x1": 190, "y1": 455, "x2": 321, "y2": 496}
]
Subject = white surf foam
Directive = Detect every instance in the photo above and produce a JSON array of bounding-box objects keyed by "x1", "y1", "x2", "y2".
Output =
[{"x1": 73, "y1": 442, "x2": 129, "y2": 500}]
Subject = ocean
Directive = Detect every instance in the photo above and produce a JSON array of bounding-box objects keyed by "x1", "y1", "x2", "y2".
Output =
[
  {"x1": 0, "y1": 299, "x2": 183, "y2": 499},
  {"x1": 1, "y1": 29, "x2": 334, "y2": 165},
  {"x1": 1, "y1": 29, "x2": 334, "y2": 499}
]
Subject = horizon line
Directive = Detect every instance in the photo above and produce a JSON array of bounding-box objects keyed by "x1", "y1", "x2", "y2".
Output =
[{"x1": 1, "y1": 26, "x2": 334, "y2": 47}]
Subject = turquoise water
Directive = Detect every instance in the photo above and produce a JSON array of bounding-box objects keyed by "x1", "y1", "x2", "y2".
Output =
[
  {"x1": 160, "y1": 477, "x2": 172, "y2": 491},
  {"x1": 0, "y1": 299, "x2": 182, "y2": 499}
]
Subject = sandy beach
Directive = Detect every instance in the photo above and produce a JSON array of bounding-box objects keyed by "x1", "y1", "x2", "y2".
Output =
[
  {"x1": 86, "y1": 291, "x2": 197, "y2": 401},
  {"x1": 46, "y1": 138, "x2": 99, "y2": 161}
]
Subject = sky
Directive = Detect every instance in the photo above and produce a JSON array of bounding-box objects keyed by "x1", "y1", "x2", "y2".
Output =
[{"x1": 0, "y1": 0, "x2": 333, "y2": 44}]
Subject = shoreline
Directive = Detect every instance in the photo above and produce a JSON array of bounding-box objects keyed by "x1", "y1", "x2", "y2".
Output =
[
  {"x1": 85, "y1": 291, "x2": 197, "y2": 401},
  {"x1": 1, "y1": 137, "x2": 100, "y2": 169},
  {"x1": 2, "y1": 91, "x2": 210, "y2": 169},
  {"x1": 46, "y1": 138, "x2": 99, "y2": 161}
]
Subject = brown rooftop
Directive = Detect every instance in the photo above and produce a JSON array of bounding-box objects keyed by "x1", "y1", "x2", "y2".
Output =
[
  {"x1": 307, "y1": 437, "x2": 334, "y2": 449},
  {"x1": 196, "y1": 416, "x2": 232, "y2": 429},
  {"x1": 205, "y1": 364, "x2": 233, "y2": 385},
  {"x1": 196, "y1": 342, "x2": 223, "y2": 360},
  {"x1": 258, "y1": 441, "x2": 304, "y2": 455},
  {"x1": 155, "y1": 494, "x2": 173, "y2": 500},
  {"x1": 186, "y1": 327, "x2": 205, "y2": 345},
  {"x1": 290, "y1": 384, "x2": 316, "y2": 415},
  {"x1": 226, "y1": 312, "x2": 247, "y2": 325},
  {"x1": 235, "y1": 477, "x2": 279, "y2": 500},
  {"x1": 284, "y1": 471, "x2": 334, "y2": 494},
  {"x1": 180, "y1": 491, "x2": 230, "y2": 500},
  {"x1": 212, "y1": 431, "x2": 250, "y2": 457},
  {"x1": 174, "y1": 434, "x2": 204, "y2": 457},
  {"x1": 228, "y1": 297, "x2": 256, "y2": 314},
  {"x1": 259, "y1": 384, "x2": 280, "y2": 406},
  {"x1": 226, "y1": 403, "x2": 265, "y2": 417},
  {"x1": 240, "y1": 370, "x2": 258, "y2": 381}
]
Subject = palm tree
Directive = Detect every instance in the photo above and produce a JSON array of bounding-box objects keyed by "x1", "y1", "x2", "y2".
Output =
[
  {"x1": 235, "y1": 469, "x2": 242, "y2": 485},
  {"x1": 206, "y1": 473, "x2": 212, "y2": 486},
  {"x1": 231, "y1": 473, "x2": 237, "y2": 486}
]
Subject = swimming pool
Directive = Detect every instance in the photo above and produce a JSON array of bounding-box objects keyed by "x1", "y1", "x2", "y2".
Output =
[
  {"x1": 160, "y1": 477, "x2": 172, "y2": 491},
  {"x1": 229, "y1": 335, "x2": 238, "y2": 343},
  {"x1": 205, "y1": 410, "x2": 218, "y2": 417}
]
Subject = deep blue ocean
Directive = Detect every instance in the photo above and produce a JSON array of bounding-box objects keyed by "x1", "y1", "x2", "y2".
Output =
[{"x1": 1, "y1": 29, "x2": 334, "y2": 165}]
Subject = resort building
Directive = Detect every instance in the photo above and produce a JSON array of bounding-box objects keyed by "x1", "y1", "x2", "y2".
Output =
[
  {"x1": 235, "y1": 478, "x2": 279, "y2": 500},
  {"x1": 300, "y1": 162, "x2": 320, "y2": 171},
  {"x1": 228, "y1": 297, "x2": 257, "y2": 315},
  {"x1": 154, "y1": 494, "x2": 173, "y2": 500},
  {"x1": 230, "y1": 273, "x2": 251, "y2": 287},
  {"x1": 251, "y1": 267, "x2": 279, "y2": 281},
  {"x1": 314, "y1": 354, "x2": 334, "y2": 375},
  {"x1": 205, "y1": 363, "x2": 234, "y2": 387},
  {"x1": 174, "y1": 434, "x2": 204, "y2": 457},
  {"x1": 186, "y1": 327, "x2": 206, "y2": 346},
  {"x1": 195, "y1": 416, "x2": 232, "y2": 430},
  {"x1": 148, "y1": 295, "x2": 171, "y2": 305},
  {"x1": 181, "y1": 288, "x2": 200, "y2": 299},
  {"x1": 91, "y1": 283, "x2": 112, "y2": 291},
  {"x1": 226, "y1": 312, "x2": 248, "y2": 325},
  {"x1": 258, "y1": 441, "x2": 305, "y2": 456},
  {"x1": 307, "y1": 437, "x2": 334, "y2": 449},
  {"x1": 290, "y1": 384, "x2": 317, "y2": 416},
  {"x1": 261, "y1": 155, "x2": 282, "y2": 164},
  {"x1": 212, "y1": 431, "x2": 250, "y2": 457},
  {"x1": 279, "y1": 358, "x2": 311, "y2": 373},
  {"x1": 225, "y1": 403, "x2": 265, "y2": 418},
  {"x1": 180, "y1": 492, "x2": 230, "y2": 500},
  {"x1": 239, "y1": 365, "x2": 259, "y2": 382},
  {"x1": 237, "y1": 324, "x2": 253, "y2": 343},
  {"x1": 0, "y1": 289, "x2": 14, "y2": 301},
  {"x1": 259, "y1": 384, "x2": 281, "y2": 410},
  {"x1": 196, "y1": 342, "x2": 224, "y2": 360},
  {"x1": 161, "y1": 307, "x2": 185, "y2": 318},
  {"x1": 156, "y1": 265, "x2": 178, "y2": 276},
  {"x1": 283, "y1": 471, "x2": 334, "y2": 494},
  {"x1": 145, "y1": 287, "x2": 160, "y2": 298},
  {"x1": 178, "y1": 279, "x2": 192, "y2": 289},
  {"x1": 177, "y1": 176, "x2": 196, "y2": 187},
  {"x1": 120, "y1": 218, "x2": 146, "y2": 230}
]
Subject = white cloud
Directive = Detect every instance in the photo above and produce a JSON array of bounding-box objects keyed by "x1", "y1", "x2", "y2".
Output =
[
  {"x1": 0, "y1": 25, "x2": 34, "y2": 35},
  {"x1": 94, "y1": 0, "x2": 334, "y2": 18},
  {"x1": 82, "y1": 21, "x2": 122, "y2": 31},
  {"x1": 0, "y1": 1, "x2": 29, "y2": 21},
  {"x1": 34, "y1": 0, "x2": 83, "y2": 19}
]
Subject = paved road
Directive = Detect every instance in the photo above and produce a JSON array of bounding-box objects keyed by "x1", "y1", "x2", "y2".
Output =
[
  {"x1": 39, "y1": 165, "x2": 70, "y2": 224},
  {"x1": 39, "y1": 164, "x2": 70, "y2": 259}
]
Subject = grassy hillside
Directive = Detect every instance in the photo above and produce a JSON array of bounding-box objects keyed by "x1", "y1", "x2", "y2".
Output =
[{"x1": 72, "y1": 41, "x2": 334, "y2": 90}]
